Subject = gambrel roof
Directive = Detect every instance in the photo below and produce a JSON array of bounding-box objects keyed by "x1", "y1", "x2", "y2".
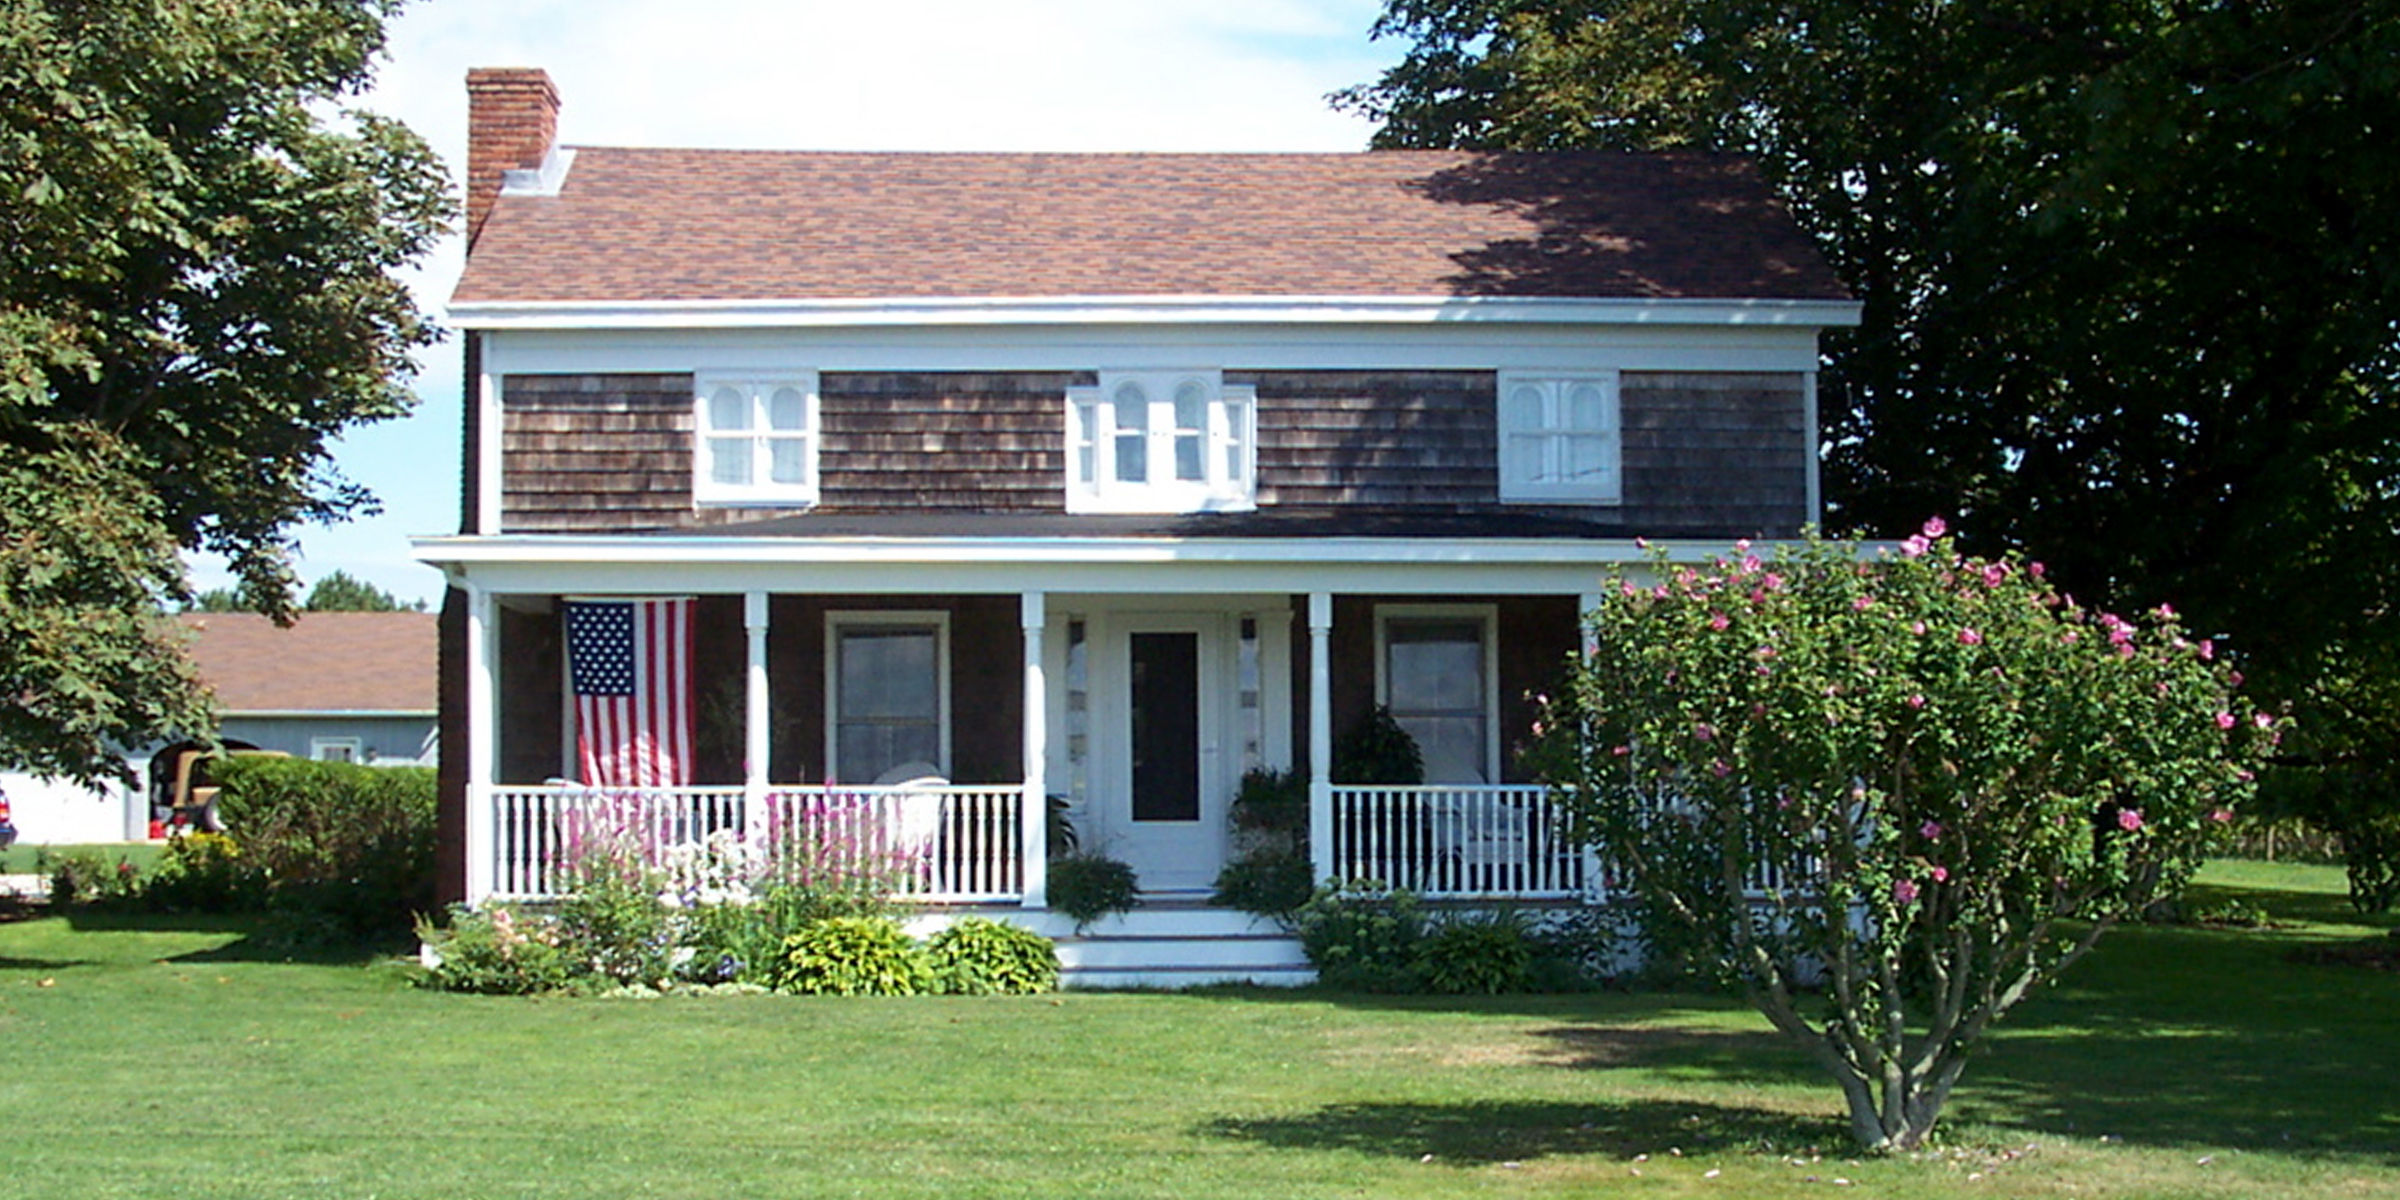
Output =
[{"x1": 453, "y1": 149, "x2": 1847, "y2": 306}]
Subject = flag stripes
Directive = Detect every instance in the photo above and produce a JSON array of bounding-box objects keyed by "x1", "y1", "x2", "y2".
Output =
[{"x1": 564, "y1": 598, "x2": 695, "y2": 787}]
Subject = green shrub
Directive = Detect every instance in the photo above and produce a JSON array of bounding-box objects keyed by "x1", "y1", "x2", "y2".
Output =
[
  {"x1": 211, "y1": 757, "x2": 436, "y2": 936},
  {"x1": 774, "y1": 916, "x2": 933, "y2": 996},
  {"x1": 926, "y1": 917, "x2": 1059, "y2": 995},
  {"x1": 1047, "y1": 853, "x2": 1140, "y2": 932},
  {"x1": 1293, "y1": 881, "x2": 1425, "y2": 992},
  {"x1": 38, "y1": 847, "x2": 143, "y2": 907},
  {"x1": 556, "y1": 855, "x2": 676, "y2": 986},
  {"x1": 1210, "y1": 848, "x2": 1314, "y2": 919},
  {"x1": 140, "y1": 831, "x2": 265, "y2": 912},
  {"x1": 1229, "y1": 768, "x2": 1307, "y2": 837},
  {"x1": 1333, "y1": 705, "x2": 1423, "y2": 785},
  {"x1": 1415, "y1": 910, "x2": 1534, "y2": 994},
  {"x1": 416, "y1": 904, "x2": 577, "y2": 995}
]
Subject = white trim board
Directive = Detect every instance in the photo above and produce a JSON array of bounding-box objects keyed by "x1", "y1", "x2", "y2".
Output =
[
  {"x1": 450, "y1": 294, "x2": 1863, "y2": 332},
  {"x1": 473, "y1": 321, "x2": 1833, "y2": 377}
]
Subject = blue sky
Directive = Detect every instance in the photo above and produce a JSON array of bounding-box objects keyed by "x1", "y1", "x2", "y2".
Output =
[{"x1": 200, "y1": 0, "x2": 1401, "y2": 606}]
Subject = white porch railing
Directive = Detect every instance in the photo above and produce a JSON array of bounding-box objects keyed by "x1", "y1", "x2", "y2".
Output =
[
  {"x1": 485, "y1": 784, "x2": 1024, "y2": 903},
  {"x1": 1329, "y1": 784, "x2": 1590, "y2": 899}
]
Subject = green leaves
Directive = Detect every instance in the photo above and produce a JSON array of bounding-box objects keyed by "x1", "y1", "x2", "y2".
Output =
[
  {"x1": 1533, "y1": 528, "x2": 2274, "y2": 1148},
  {"x1": 0, "y1": 1, "x2": 447, "y2": 780}
]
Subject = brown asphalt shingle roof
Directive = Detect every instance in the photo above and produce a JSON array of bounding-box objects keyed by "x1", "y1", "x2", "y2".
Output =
[
  {"x1": 453, "y1": 149, "x2": 1849, "y2": 305},
  {"x1": 176, "y1": 612, "x2": 436, "y2": 715}
]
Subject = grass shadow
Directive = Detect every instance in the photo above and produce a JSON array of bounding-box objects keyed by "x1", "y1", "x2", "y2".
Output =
[
  {"x1": 56, "y1": 909, "x2": 396, "y2": 966},
  {"x1": 0, "y1": 954, "x2": 95, "y2": 971},
  {"x1": 1206, "y1": 1098, "x2": 1836, "y2": 1163}
]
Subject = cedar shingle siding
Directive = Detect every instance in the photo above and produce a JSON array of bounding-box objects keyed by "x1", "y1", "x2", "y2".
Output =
[
  {"x1": 1620, "y1": 371, "x2": 1809, "y2": 536},
  {"x1": 501, "y1": 373, "x2": 692, "y2": 532},
  {"x1": 498, "y1": 369, "x2": 1808, "y2": 537},
  {"x1": 820, "y1": 373, "x2": 1076, "y2": 510},
  {"x1": 1245, "y1": 371, "x2": 1497, "y2": 509}
]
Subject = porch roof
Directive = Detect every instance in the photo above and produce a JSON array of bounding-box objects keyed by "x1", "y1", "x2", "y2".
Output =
[{"x1": 411, "y1": 528, "x2": 1764, "y2": 598}]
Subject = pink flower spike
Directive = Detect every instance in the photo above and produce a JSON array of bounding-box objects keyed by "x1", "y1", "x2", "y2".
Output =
[
  {"x1": 1634, "y1": 536, "x2": 1650, "y2": 550},
  {"x1": 2154, "y1": 603, "x2": 2178, "y2": 621},
  {"x1": 1619, "y1": 579, "x2": 1638, "y2": 598},
  {"x1": 2029, "y1": 561, "x2": 2046, "y2": 578},
  {"x1": 2117, "y1": 808, "x2": 2145, "y2": 833},
  {"x1": 1892, "y1": 879, "x2": 1920, "y2": 905},
  {"x1": 2216, "y1": 712, "x2": 2238, "y2": 730},
  {"x1": 2062, "y1": 630, "x2": 2080, "y2": 644},
  {"x1": 1764, "y1": 572, "x2": 1786, "y2": 591},
  {"x1": 1930, "y1": 866, "x2": 1949, "y2": 883},
  {"x1": 1907, "y1": 694, "x2": 1926, "y2": 710},
  {"x1": 1958, "y1": 628, "x2": 1983, "y2": 646},
  {"x1": 1911, "y1": 621, "x2": 1928, "y2": 636},
  {"x1": 1693, "y1": 723, "x2": 1716, "y2": 742},
  {"x1": 1709, "y1": 759, "x2": 1732, "y2": 779},
  {"x1": 1981, "y1": 563, "x2": 2008, "y2": 587},
  {"x1": 1853, "y1": 594, "x2": 1875, "y2": 612},
  {"x1": 1901, "y1": 534, "x2": 1931, "y2": 558},
  {"x1": 1920, "y1": 820, "x2": 1943, "y2": 840},
  {"x1": 1709, "y1": 612, "x2": 1731, "y2": 632},
  {"x1": 2198, "y1": 639, "x2": 2215, "y2": 661},
  {"x1": 1921, "y1": 516, "x2": 1948, "y2": 539},
  {"x1": 1610, "y1": 744, "x2": 1632, "y2": 757},
  {"x1": 1734, "y1": 538, "x2": 1752, "y2": 554},
  {"x1": 2211, "y1": 809, "x2": 2235, "y2": 823},
  {"x1": 2254, "y1": 712, "x2": 2274, "y2": 729}
]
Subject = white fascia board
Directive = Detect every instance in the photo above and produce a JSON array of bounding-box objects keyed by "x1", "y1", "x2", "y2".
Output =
[
  {"x1": 409, "y1": 532, "x2": 1773, "y2": 598},
  {"x1": 447, "y1": 294, "x2": 1863, "y2": 333},
  {"x1": 478, "y1": 321, "x2": 1831, "y2": 376}
]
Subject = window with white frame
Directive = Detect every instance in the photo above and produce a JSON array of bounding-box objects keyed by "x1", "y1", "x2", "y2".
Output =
[
  {"x1": 1498, "y1": 371, "x2": 1622, "y2": 504},
  {"x1": 1376, "y1": 607, "x2": 1498, "y2": 784},
  {"x1": 825, "y1": 613, "x2": 949, "y2": 785},
  {"x1": 311, "y1": 737, "x2": 362, "y2": 764},
  {"x1": 1066, "y1": 370, "x2": 1255, "y2": 513},
  {"x1": 694, "y1": 373, "x2": 819, "y2": 505}
]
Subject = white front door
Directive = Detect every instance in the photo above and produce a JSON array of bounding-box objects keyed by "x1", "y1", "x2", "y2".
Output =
[{"x1": 1095, "y1": 613, "x2": 1231, "y2": 892}]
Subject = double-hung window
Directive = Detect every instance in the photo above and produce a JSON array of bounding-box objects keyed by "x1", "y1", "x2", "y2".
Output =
[
  {"x1": 825, "y1": 612, "x2": 949, "y2": 785},
  {"x1": 1498, "y1": 371, "x2": 1621, "y2": 504},
  {"x1": 1066, "y1": 370, "x2": 1255, "y2": 513},
  {"x1": 694, "y1": 372, "x2": 819, "y2": 505},
  {"x1": 1376, "y1": 606, "x2": 1499, "y2": 784}
]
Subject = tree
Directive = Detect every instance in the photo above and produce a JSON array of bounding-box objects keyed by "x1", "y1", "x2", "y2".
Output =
[
  {"x1": 1338, "y1": 1, "x2": 2400, "y2": 904},
  {"x1": 0, "y1": 0, "x2": 447, "y2": 780},
  {"x1": 1531, "y1": 527, "x2": 2272, "y2": 1151},
  {"x1": 304, "y1": 570, "x2": 424, "y2": 613}
]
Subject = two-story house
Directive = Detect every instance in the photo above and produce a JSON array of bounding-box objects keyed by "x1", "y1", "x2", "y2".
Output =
[{"x1": 416, "y1": 68, "x2": 1857, "y2": 983}]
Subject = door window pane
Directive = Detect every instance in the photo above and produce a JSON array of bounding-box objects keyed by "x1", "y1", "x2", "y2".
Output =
[{"x1": 1129, "y1": 632, "x2": 1200, "y2": 822}]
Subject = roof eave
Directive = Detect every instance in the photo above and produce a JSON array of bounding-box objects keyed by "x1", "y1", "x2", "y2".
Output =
[{"x1": 444, "y1": 293, "x2": 1862, "y2": 332}]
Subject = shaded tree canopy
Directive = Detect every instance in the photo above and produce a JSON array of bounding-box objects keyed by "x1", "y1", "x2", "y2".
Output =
[
  {"x1": 1339, "y1": 0, "x2": 2400, "y2": 894},
  {"x1": 0, "y1": 0, "x2": 449, "y2": 780}
]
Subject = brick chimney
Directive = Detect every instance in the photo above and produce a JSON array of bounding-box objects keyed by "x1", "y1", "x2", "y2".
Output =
[{"x1": 464, "y1": 67, "x2": 560, "y2": 251}]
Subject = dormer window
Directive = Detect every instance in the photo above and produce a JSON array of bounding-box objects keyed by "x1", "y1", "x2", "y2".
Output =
[
  {"x1": 1066, "y1": 371, "x2": 1255, "y2": 513},
  {"x1": 694, "y1": 372, "x2": 819, "y2": 505},
  {"x1": 1498, "y1": 370, "x2": 1621, "y2": 505}
]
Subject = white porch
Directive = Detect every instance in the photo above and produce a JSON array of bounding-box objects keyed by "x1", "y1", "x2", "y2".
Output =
[{"x1": 420, "y1": 533, "x2": 1714, "y2": 911}]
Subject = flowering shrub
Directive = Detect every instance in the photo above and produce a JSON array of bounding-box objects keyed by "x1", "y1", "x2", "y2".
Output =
[
  {"x1": 1531, "y1": 523, "x2": 2276, "y2": 1151},
  {"x1": 415, "y1": 904, "x2": 576, "y2": 995},
  {"x1": 1292, "y1": 881, "x2": 1427, "y2": 993}
]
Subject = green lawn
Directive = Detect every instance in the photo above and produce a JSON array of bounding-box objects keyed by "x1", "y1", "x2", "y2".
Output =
[
  {"x1": 0, "y1": 841, "x2": 165, "y2": 875},
  {"x1": 0, "y1": 861, "x2": 2393, "y2": 1199}
]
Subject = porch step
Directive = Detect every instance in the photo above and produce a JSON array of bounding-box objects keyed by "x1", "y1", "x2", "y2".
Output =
[{"x1": 904, "y1": 904, "x2": 1316, "y2": 989}]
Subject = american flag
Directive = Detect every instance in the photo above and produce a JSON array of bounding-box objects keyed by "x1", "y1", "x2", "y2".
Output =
[{"x1": 564, "y1": 598, "x2": 696, "y2": 787}]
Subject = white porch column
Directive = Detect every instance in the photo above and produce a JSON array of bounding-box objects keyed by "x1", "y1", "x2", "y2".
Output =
[
  {"x1": 1019, "y1": 591, "x2": 1049, "y2": 908},
  {"x1": 464, "y1": 583, "x2": 498, "y2": 904},
  {"x1": 743, "y1": 591, "x2": 771, "y2": 819},
  {"x1": 1307, "y1": 591, "x2": 1334, "y2": 885},
  {"x1": 1579, "y1": 590, "x2": 1604, "y2": 658}
]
